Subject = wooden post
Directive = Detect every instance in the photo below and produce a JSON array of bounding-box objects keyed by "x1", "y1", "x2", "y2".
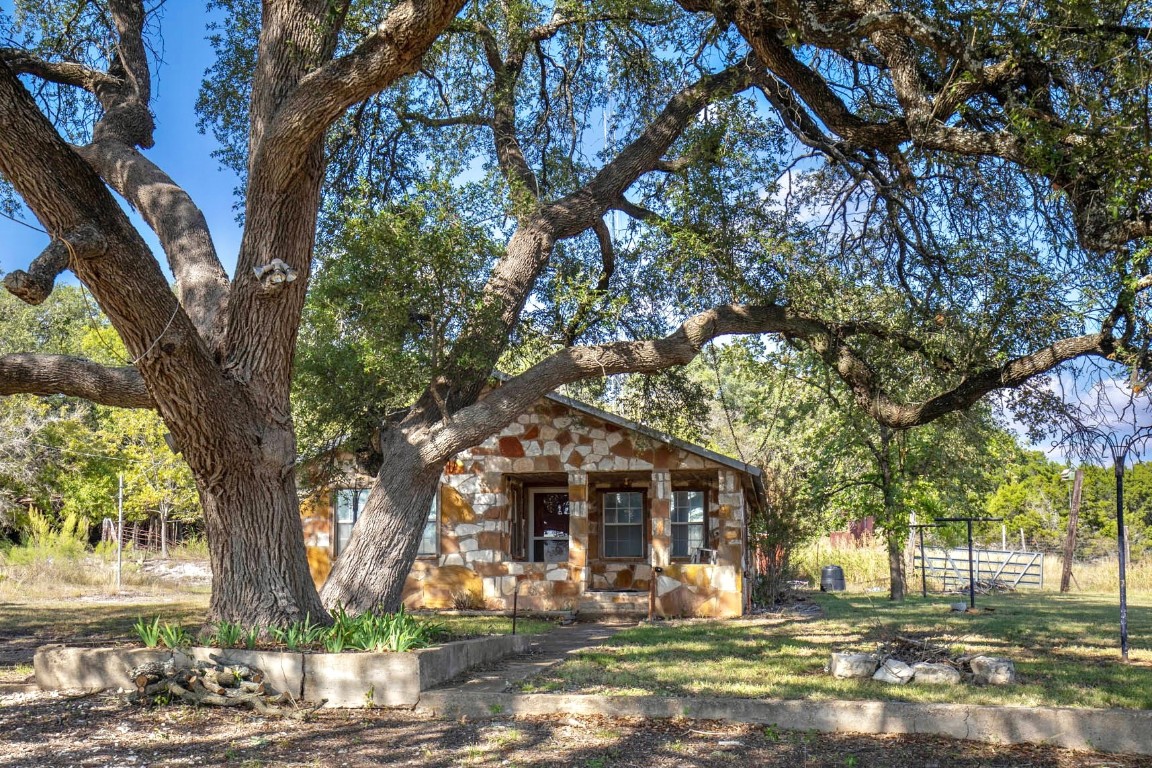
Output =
[
  {"x1": 1060, "y1": 469, "x2": 1083, "y2": 593},
  {"x1": 918, "y1": 526, "x2": 927, "y2": 598},
  {"x1": 115, "y1": 473, "x2": 124, "y2": 592},
  {"x1": 649, "y1": 567, "x2": 663, "y2": 620}
]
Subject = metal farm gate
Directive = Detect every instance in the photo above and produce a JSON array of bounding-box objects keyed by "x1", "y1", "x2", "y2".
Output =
[{"x1": 913, "y1": 546, "x2": 1045, "y2": 592}]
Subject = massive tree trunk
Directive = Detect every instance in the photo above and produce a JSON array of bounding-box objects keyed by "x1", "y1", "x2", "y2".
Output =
[
  {"x1": 198, "y1": 455, "x2": 327, "y2": 623},
  {"x1": 320, "y1": 430, "x2": 443, "y2": 612},
  {"x1": 0, "y1": 0, "x2": 466, "y2": 625}
]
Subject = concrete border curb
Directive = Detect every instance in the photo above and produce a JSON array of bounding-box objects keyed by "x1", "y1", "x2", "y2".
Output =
[
  {"x1": 415, "y1": 691, "x2": 1152, "y2": 756},
  {"x1": 34, "y1": 634, "x2": 532, "y2": 708}
]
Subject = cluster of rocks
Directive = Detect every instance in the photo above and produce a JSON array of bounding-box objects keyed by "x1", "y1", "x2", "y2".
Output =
[{"x1": 828, "y1": 652, "x2": 1015, "y2": 686}]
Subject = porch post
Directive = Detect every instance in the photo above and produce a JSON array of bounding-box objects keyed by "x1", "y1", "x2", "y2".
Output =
[
  {"x1": 650, "y1": 470, "x2": 672, "y2": 568},
  {"x1": 567, "y1": 470, "x2": 589, "y2": 591},
  {"x1": 716, "y1": 470, "x2": 745, "y2": 567}
]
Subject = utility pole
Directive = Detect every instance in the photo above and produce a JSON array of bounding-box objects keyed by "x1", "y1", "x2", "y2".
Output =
[{"x1": 1060, "y1": 468, "x2": 1083, "y2": 593}]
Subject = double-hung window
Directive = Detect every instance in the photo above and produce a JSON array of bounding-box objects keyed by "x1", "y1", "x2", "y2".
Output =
[
  {"x1": 671, "y1": 490, "x2": 706, "y2": 559},
  {"x1": 337, "y1": 487, "x2": 439, "y2": 558},
  {"x1": 602, "y1": 491, "x2": 645, "y2": 558},
  {"x1": 334, "y1": 488, "x2": 370, "y2": 555},
  {"x1": 418, "y1": 489, "x2": 439, "y2": 557}
]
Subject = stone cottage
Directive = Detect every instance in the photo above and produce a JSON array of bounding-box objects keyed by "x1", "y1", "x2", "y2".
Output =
[{"x1": 301, "y1": 387, "x2": 764, "y2": 618}]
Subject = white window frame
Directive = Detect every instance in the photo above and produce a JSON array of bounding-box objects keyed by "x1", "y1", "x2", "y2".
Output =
[
  {"x1": 333, "y1": 487, "x2": 370, "y2": 556},
  {"x1": 417, "y1": 486, "x2": 440, "y2": 557},
  {"x1": 528, "y1": 486, "x2": 570, "y2": 563},
  {"x1": 601, "y1": 490, "x2": 646, "y2": 559},
  {"x1": 671, "y1": 489, "x2": 707, "y2": 559}
]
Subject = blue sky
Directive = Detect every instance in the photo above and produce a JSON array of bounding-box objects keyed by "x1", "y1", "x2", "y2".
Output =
[{"x1": 0, "y1": 2, "x2": 243, "y2": 279}]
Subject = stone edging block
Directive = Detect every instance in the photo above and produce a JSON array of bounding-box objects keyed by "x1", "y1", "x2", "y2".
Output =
[
  {"x1": 415, "y1": 691, "x2": 1152, "y2": 756},
  {"x1": 34, "y1": 634, "x2": 533, "y2": 709}
]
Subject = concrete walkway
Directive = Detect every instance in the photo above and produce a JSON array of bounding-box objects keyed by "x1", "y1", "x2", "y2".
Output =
[{"x1": 435, "y1": 621, "x2": 632, "y2": 693}]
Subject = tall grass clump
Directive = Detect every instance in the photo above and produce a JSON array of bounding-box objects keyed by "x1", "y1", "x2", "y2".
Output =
[
  {"x1": 0, "y1": 511, "x2": 100, "y2": 594},
  {"x1": 1044, "y1": 554, "x2": 1152, "y2": 594},
  {"x1": 4, "y1": 510, "x2": 88, "y2": 563},
  {"x1": 793, "y1": 541, "x2": 890, "y2": 591}
]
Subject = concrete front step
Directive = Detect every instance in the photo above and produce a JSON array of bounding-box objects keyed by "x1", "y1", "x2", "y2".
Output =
[{"x1": 577, "y1": 591, "x2": 649, "y2": 617}]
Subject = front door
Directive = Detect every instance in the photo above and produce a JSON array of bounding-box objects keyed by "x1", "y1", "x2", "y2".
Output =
[{"x1": 530, "y1": 489, "x2": 570, "y2": 563}]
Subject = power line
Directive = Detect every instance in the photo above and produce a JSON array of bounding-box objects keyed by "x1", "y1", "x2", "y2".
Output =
[{"x1": 0, "y1": 209, "x2": 48, "y2": 235}]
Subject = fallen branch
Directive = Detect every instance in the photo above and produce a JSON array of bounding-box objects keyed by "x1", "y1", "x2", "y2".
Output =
[{"x1": 127, "y1": 658, "x2": 313, "y2": 717}]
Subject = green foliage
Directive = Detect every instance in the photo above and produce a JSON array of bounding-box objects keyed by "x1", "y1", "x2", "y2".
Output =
[
  {"x1": 269, "y1": 616, "x2": 327, "y2": 651},
  {"x1": 983, "y1": 449, "x2": 1152, "y2": 558},
  {"x1": 157, "y1": 622, "x2": 192, "y2": 650},
  {"x1": 206, "y1": 620, "x2": 246, "y2": 648},
  {"x1": 0, "y1": 289, "x2": 200, "y2": 538},
  {"x1": 342, "y1": 606, "x2": 442, "y2": 654},
  {"x1": 6, "y1": 510, "x2": 89, "y2": 563},
  {"x1": 133, "y1": 616, "x2": 163, "y2": 648},
  {"x1": 138, "y1": 608, "x2": 450, "y2": 654},
  {"x1": 241, "y1": 625, "x2": 261, "y2": 651},
  {"x1": 294, "y1": 182, "x2": 498, "y2": 463}
]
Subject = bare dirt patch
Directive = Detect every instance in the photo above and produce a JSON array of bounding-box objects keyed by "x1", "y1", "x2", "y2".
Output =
[
  {"x1": 0, "y1": 595, "x2": 208, "y2": 683},
  {"x1": 0, "y1": 689, "x2": 1145, "y2": 767}
]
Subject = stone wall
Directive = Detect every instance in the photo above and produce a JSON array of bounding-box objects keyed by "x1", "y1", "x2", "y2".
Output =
[{"x1": 303, "y1": 396, "x2": 750, "y2": 617}]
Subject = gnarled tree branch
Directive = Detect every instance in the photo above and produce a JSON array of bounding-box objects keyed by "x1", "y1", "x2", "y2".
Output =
[
  {"x1": 561, "y1": 218, "x2": 616, "y2": 346},
  {"x1": 0, "y1": 48, "x2": 119, "y2": 92},
  {"x1": 255, "y1": 0, "x2": 468, "y2": 191},
  {"x1": 74, "y1": 141, "x2": 230, "y2": 344},
  {"x1": 0, "y1": 354, "x2": 153, "y2": 409},
  {"x1": 4, "y1": 225, "x2": 105, "y2": 304},
  {"x1": 549, "y1": 57, "x2": 758, "y2": 237},
  {"x1": 419, "y1": 303, "x2": 1116, "y2": 461}
]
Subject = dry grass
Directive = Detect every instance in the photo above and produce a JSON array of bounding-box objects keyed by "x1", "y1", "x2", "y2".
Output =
[
  {"x1": 0, "y1": 537, "x2": 213, "y2": 602},
  {"x1": 1042, "y1": 554, "x2": 1152, "y2": 593},
  {"x1": 793, "y1": 541, "x2": 890, "y2": 592},
  {"x1": 796, "y1": 541, "x2": 1152, "y2": 595},
  {"x1": 0, "y1": 550, "x2": 207, "y2": 602}
]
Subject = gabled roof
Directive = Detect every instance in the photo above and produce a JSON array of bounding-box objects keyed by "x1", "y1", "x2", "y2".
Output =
[{"x1": 493, "y1": 373, "x2": 761, "y2": 478}]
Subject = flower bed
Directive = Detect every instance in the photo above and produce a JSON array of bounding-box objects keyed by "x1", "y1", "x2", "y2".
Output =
[{"x1": 35, "y1": 632, "x2": 532, "y2": 707}]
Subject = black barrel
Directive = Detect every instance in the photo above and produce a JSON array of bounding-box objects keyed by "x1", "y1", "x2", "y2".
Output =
[{"x1": 820, "y1": 565, "x2": 846, "y2": 592}]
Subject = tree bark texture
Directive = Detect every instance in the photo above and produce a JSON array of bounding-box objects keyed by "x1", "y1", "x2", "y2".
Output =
[
  {"x1": 886, "y1": 527, "x2": 907, "y2": 603},
  {"x1": 320, "y1": 431, "x2": 442, "y2": 612},
  {"x1": 0, "y1": 0, "x2": 464, "y2": 625},
  {"x1": 877, "y1": 431, "x2": 906, "y2": 602}
]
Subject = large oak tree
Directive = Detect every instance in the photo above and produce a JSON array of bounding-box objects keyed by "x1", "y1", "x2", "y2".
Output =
[{"x1": 2, "y1": 0, "x2": 1150, "y2": 622}]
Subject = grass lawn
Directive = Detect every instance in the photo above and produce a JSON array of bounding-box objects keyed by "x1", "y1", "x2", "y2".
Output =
[
  {"x1": 429, "y1": 614, "x2": 555, "y2": 638},
  {"x1": 520, "y1": 591, "x2": 1152, "y2": 709}
]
